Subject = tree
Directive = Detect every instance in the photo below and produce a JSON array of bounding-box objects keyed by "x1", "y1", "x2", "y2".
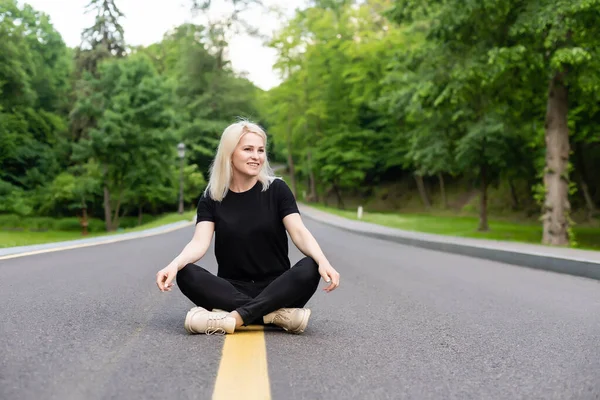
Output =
[
  {"x1": 70, "y1": 0, "x2": 127, "y2": 142},
  {"x1": 77, "y1": 0, "x2": 126, "y2": 73},
  {"x1": 388, "y1": 0, "x2": 600, "y2": 244},
  {"x1": 0, "y1": 1, "x2": 267, "y2": 223},
  {"x1": 0, "y1": 0, "x2": 70, "y2": 215},
  {"x1": 73, "y1": 55, "x2": 176, "y2": 231},
  {"x1": 511, "y1": 1, "x2": 600, "y2": 245},
  {"x1": 266, "y1": 0, "x2": 396, "y2": 201}
]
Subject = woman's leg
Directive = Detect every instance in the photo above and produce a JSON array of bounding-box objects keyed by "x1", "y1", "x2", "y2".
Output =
[
  {"x1": 235, "y1": 257, "x2": 321, "y2": 324},
  {"x1": 176, "y1": 263, "x2": 253, "y2": 311}
]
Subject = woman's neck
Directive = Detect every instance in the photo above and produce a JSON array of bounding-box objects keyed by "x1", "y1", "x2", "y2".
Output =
[{"x1": 229, "y1": 174, "x2": 258, "y2": 193}]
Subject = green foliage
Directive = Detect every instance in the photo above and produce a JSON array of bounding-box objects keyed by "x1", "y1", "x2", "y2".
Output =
[
  {"x1": 0, "y1": 1, "x2": 260, "y2": 232},
  {"x1": 138, "y1": 23, "x2": 262, "y2": 176},
  {"x1": 0, "y1": 179, "x2": 33, "y2": 216},
  {"x1": 0, "y1": 0, "x2": 71, "y2": 194},
  {"x1": 0, "y1": 213, "x2": 104, "y2": 232},
  {"x1": 315, "y1": 129, "x2": 378, "y2": 190},
  {"x1": 2, "y1": 0, "x2": 600, "y2": 247},
  {"x1": 183, "y1": 164, "x2": 207, "y2": 204},
  {"x1": 259, "y1": 0, "x2": 600, "y2": 245}
]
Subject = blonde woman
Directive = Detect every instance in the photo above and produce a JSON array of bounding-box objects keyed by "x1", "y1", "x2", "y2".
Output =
[{"x1": 156, "y1": 120, "x2": 340, "y2": 335}]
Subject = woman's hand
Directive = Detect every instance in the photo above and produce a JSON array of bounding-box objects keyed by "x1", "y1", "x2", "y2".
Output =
[
  {"x1": 156, "y1": 264, "x2": 178, "y2": 292},
  {"x1": 318, "y1": 261, "x2": 340, "y2": 292}
]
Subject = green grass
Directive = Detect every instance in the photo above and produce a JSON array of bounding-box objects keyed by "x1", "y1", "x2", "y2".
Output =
[
  {"x1": 307, "y1": 203, "x2": 600, "y2": 251},
  {"x1": 125, "y1": 211, "x2": 195, "y2": 232},
  {"x1": 0, "y1": 211, "x2": 195, "y2": 248},
  {"x1": 0, "y1": 230, "x2": 104, "y2": 248}
]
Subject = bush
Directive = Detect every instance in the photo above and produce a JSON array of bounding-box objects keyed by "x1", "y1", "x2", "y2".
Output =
[
  {"x1": 0, "y1": 214, "x2": 107, "y2": 232},
  {"x1": 56, "y1": 218, "x2": 110, "y2": 233},
  {"x1": 0, "y1": 181, "x2": 34, "y2": 216},
  {"x1": 118, "y1": 215, "x2": 155, "y2": 229},
  {"x1": 0, "y1": 215, "x2": 58, "y2": 231},
  {"x1": 87, "y1": 219, "x2": 106, "y2": 232},
  {"x1": 27, "y1": 217, "x2": 58, "y2": 231},
  {"x1": 0, "y1": 212, "x2": 168, "y2": 232},
  {"x1": 54, "y1": 217, "x2": 85, "y2": 232},
  {"x1": 0, "y1": 214, "x2": 22, "y2": 229}
]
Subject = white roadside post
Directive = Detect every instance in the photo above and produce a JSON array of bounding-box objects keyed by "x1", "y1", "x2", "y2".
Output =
[{"x1": 357, "y1": 206, "x2": 363, "y2": 220}]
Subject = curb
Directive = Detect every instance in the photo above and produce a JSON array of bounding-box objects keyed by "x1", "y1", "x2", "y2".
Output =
[
  {"x1": 0, "y1": 220, "x2": 195, "y2": 261},
  {"x1": 299, "y1": 206, "x2": 600, "y2": 282}
]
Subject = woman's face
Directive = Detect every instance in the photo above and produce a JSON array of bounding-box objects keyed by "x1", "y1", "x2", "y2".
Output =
[{"x1": 231, "y1": 132, "x2": 266, "y2": 178}]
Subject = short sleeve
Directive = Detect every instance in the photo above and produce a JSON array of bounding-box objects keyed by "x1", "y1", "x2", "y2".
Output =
[
  {"x1": 196, "y1": 192, "x2": 216, "y2": 223},
  {"x1": 276, "y1": 179, "x2": 300, "y2": 220}
]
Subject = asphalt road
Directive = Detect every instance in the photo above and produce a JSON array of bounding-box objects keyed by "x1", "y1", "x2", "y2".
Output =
[{"x1": 1, "y1": 219, "x2": 599, "y2": 400}]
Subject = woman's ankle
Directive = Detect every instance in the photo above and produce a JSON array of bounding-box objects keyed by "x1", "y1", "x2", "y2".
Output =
[{"x1": 228, "y1": 311, "x2": 244, "y2": 328}]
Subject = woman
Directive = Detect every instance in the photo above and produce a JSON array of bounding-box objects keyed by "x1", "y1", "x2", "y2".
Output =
[{"x1": 156, "y1": 120, "x2": 340, "y2": 335}]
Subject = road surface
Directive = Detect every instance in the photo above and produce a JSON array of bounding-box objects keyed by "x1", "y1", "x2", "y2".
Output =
[{"x1": 1, "y1": 219, "x2": 599, "y2": 399}]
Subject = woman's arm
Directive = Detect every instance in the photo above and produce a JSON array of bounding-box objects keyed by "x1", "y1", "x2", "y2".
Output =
[
  {"x1": 283, "y1": 213, "x2": 340, "y2": 292},
  {"x1": 169, "y1": 221, "x2": 215, "y2": 270},
  {"x1": 156, "y1": 221, "x2": 214, "y2": 291}
]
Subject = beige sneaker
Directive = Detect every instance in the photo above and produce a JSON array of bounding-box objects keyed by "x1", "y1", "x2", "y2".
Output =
[
  {"x1": 184, "y1": 307, "x2": 236, "y2": 335},
  {"x1": 263, "y1": 308, "x2": 311, "y2": 334}
]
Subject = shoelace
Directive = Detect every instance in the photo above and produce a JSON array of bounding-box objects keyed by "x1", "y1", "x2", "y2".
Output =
[
  {"x1": 272, "y1": 311, "x2": 291, "y2": 326},
  {"x1": 205, "y1": 327, "x2": 226, "y2": 335},
  {"x1": 205, "y1": 314, "x2": 227, "y2": 335}
]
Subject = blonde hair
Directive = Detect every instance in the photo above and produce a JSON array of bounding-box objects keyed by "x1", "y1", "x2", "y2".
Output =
[{"x1": 204, "y1": 120, "x2": 276, "y2": 201}]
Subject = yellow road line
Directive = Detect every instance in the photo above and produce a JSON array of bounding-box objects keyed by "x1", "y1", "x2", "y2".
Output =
[
  {"x1": 0, "y1": 221, "x2": 194, "y2": 261},
  {"x1": 213, "y1": 325, "x2": 271, "y2": 400}
]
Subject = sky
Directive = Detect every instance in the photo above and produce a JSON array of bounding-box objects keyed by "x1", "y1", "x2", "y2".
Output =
[{"x1": 20, "y1": 0, "x2": 307, "y2": 90}]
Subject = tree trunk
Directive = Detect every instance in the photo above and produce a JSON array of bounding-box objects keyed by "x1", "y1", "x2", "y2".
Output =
[
  {"x1": 508, "y1": 178, "x2": 520, "y2": 210},
  {"x1": 302, "y1": 78, "x2": 317, "y2": 202},
  {"x1": 542, "y1": 72, "x2": 570, "y2": 246},
  {"x1": 286, "y1": 123, "x2": 297, "y2": 198},
  {"x1": 580, "y1": 179, "x2": 596, "y2": 220},
  {"x1": 287, "y1": 148, "x2": 296, "y2": 198},
  {"x1": 102, "y1": 167, "x2": 113, "y2": 232},
  {"x1": 111, "y1": 190, "x2": 123, "y2": 230},
  {"x1": 103, "y1": 185, "x2": 112, "y2": 232},
  {"x1": 478, "y1": 163, "x2": 489, "y2": 231},
  {"x1": 414, "y1": 173, "x2": 431, "y2": 209},
  {"x1": 307, "y1": 149, "x2": 317, "y2": 202},
  {"x1": 138, "y1": 205, "x2": 143, "y2": 226},
  {"x1": 332, "y1": 183, "x2": 344, "y2": 209},
  {"x1": 437, "y1": 173, "x2": 447, "y2": 209},
  {"x1": 81, "y1": 198, "x2": 89, "y2": 236}
]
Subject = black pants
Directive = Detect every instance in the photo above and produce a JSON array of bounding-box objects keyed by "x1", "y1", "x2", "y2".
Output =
[{"x1": 176, "y1": 256, "x2": 321, "y2": 325}]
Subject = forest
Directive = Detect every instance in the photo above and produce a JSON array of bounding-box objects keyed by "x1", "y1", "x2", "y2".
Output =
[{"x1": 1, "y1": 0, "x2": 599, "y2": 248}]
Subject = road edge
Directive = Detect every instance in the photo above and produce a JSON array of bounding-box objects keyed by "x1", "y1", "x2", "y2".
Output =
[
  {"x1": 0, "y1": 220, "x2": 195, "y2": 261},
  {"x1": 299, "y1": 205, "x2": 600, "y2": 281}
]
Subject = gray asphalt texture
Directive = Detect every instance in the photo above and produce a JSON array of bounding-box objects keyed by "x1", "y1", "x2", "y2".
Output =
[{"x1": 1, "y1": 219, "x2": 599, "y2": 400}]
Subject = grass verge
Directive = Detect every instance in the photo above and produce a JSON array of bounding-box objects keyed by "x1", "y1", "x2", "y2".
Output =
[
  {"x1": 0, "y1": 211, "x2": 195, "y2": 248},
  {"x1": 306, "y1": 203, "x2": 600, "y2": 251}
]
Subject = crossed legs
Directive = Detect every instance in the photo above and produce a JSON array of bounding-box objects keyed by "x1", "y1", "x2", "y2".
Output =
[{"x1": 176, "y1": 257, "x2": 321, "y2": 326}]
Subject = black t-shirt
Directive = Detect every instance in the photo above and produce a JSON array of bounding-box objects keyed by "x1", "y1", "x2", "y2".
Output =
[{"x1": 196, "y1": 178, "x2": 300, "y2": 281}]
